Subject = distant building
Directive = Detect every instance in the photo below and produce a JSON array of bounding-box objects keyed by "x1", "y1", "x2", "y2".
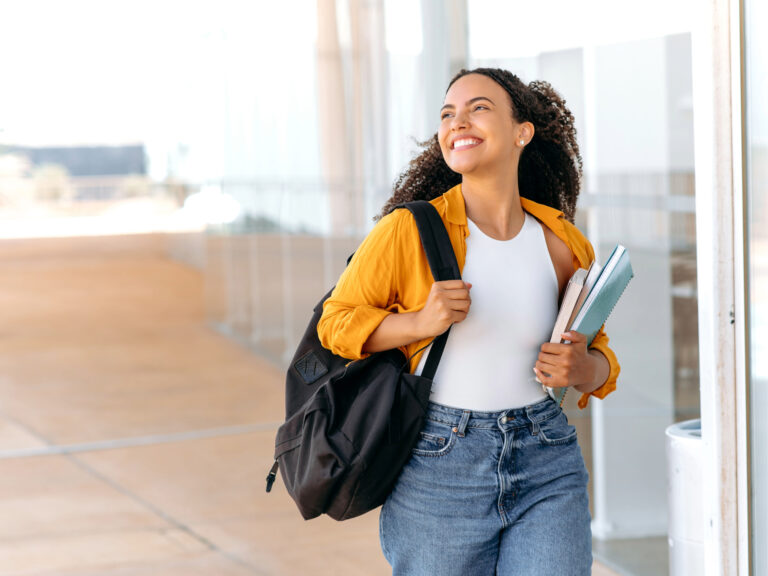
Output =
[
  {"x1": 2, "y1": 144, "x2": 148, "y2": 201},
  {"x1": 4, "y1": 144, "x2": 146, "y2": 177}
]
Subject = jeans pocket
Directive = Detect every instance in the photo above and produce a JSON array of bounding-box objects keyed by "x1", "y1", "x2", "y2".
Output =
[
  {"x1": 412, "y1": 419, "x2": 456, "y2": 457},
  {"x1": 537, "y1": 411, "x2": 578, "y2": 446}
]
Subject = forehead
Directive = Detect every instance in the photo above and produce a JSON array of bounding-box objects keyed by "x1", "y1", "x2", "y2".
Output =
[{"x1": 443, "y1": 73, "x2": 508, "y2": 104}]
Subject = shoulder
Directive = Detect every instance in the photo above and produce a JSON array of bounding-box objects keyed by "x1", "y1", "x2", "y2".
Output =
[
  {"x1": 377, "y1": 202, "x2": 444, "y2": 233},
  {"x1": 367, "y1": 206, "x2": 412, "y2": 237},
  {"x1": 354, "y1": 207, "x2": 418, "y2": 259},
  {"x1": 559, "y1": 218, "x2": 595, "y2": 266},
  {"x1": 371, "y1": 196, "x2": 455, "y2": 250},
  {"x1": 375, "y1": 205, "x2": 419, "y2": 238},
  {"x1": 539, "y1": 222, "x2": 573, "y2": 271}
]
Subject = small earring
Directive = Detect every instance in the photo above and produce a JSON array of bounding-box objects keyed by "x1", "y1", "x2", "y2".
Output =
[{"x1": 519, "y1": 140, "x2": 525, "y2": 146}]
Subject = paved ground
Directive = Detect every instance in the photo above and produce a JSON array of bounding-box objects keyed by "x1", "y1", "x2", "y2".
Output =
[{"x1": 0, "y1": 233, "x2": 619, "y2": 575}]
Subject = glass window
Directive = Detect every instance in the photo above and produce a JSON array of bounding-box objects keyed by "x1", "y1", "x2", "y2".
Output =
[{"x1": 745, "y1": 0, "x2": 767, "y2": 570}]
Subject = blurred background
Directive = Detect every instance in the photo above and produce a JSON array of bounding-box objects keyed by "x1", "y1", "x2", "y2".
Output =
[{"x1": 0, "y1": 0, "x2": 765, "y2": 575}]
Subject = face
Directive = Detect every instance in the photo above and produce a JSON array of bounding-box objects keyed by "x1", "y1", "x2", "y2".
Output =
[{"x1": 438, "y1": 73, "x2": 528, "y2": 176}]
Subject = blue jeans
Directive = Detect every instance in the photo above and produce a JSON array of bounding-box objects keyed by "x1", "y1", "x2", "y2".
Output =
[{"x1": 380, "y1": 396, "x2": 592, "y2": 575}]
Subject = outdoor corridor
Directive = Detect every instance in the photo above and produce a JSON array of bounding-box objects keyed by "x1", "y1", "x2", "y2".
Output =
[
  {"x1": 0, "y1": 233, "x2": 618, "y2": 575},
  {"x1": 0, "y1": 234, "x2": 388, "y2": 575}
]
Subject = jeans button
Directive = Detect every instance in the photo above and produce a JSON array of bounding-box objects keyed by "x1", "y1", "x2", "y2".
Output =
[{"x1": 500, "y1": 416, "x2": 508, "y2": 424}]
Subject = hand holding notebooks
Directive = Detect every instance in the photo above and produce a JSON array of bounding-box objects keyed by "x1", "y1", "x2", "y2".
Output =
[
  {"x1": 540, "y1": 265, "x2": 589, "y2": 404},
  {"x1": 541, "y1": 244, "x2": 633, "y2": 405}
]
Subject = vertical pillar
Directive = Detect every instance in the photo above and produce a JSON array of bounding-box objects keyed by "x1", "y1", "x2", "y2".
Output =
[
  {"x1": 419, "y1": 0, "x2": 467, "y2": 137},
  {"x1": 691, "y1": 0, "x2": 745, "y2": 572},
  {"x1": 447, "y1": 0, "x2": 468, "y2": 77},
  {"x1": 317, "y1": 0, "x2": 391, "y2": 234},
  {"x1": 358, "y1": 0, "x2": 388, "y2": 221},
  {"x1": 317, "y1": 0, "x2": 352, "y2": 235}
]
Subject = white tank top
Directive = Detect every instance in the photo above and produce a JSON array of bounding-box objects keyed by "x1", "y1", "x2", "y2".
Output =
[{"x1": 414, "y1": 212, "x2": 558, "y2": 411}]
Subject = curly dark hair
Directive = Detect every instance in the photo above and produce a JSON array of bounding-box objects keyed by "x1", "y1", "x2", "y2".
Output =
[{"x1": 375, "y1": 67, "x2": 583, "y2": 223}]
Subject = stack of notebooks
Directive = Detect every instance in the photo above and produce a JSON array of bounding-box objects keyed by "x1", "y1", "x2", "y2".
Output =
[{"x1": 541, "y1": 244, "x2": 634, "y2": 406}]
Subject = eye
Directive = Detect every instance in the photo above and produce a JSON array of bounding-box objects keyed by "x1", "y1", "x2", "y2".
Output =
[
  {"x1": 441, "y1": 112, "x2": 453, "y2": 120},
  {"x1": 473, "y1": 104, "x2": 489, "y2": 111}
]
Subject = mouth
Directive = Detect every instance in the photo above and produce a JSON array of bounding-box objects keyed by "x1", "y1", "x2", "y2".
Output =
[{"x1": 451, "y1": 137, "x2": 483, "y2": 150}]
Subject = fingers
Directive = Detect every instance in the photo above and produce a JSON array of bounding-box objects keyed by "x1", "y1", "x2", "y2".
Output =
[
  {"x1": 536, "y1": 331, "x2": 591, "y2": 388},
  {"x1": 444, "y1": 294, "x2": 471, "y2": 319},
  {"x1": 434, "y1": 280, "x2": 472, "y2": 290},
  {"x1": 536, "y1": 346, "x2": 572, "y2": 388},
  {"x1": 431, "y1": 280, "x2": 472, "y2": 303},
  {"x1": 535, "y1": 353, "x2": 561, "y2": 374},
  {"x1": 540, "y1": 332, "x2": 587, "y2": 354},
  {"x1": 419, "y1": 280, "x2": 473, "y2": 335},
  {"x1": 537, "y1": 348, "x2": 577, "y2": 375},
  {"x1": 534, "y1": 365, "x2": 567, "y2": 388},
  {"x1": 536, "y1": 351, "x2": 560, "y2": 365},
  {"x1": 442, "y1": 289, "x2": 472, "y2": 301}
]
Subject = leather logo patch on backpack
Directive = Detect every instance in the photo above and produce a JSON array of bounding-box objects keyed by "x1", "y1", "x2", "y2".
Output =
[{"x1": 294, "y1": 350, "x2": 329, "y2": 384}]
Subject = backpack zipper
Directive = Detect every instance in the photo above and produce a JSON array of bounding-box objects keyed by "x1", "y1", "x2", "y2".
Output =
[{"x1": 265, "y1": 460, "x2": 278, "y2": 493}]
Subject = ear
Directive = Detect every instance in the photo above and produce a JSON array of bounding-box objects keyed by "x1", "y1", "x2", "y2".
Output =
[{"x1": 520, "y1": 122, "x2": 535, "y2": 144}]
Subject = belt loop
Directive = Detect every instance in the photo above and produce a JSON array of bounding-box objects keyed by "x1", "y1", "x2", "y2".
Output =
[
  {"x1": 455, "y1": 410, "x2": 471, "y2": 438},
  {"x1": 525, "y1": 406, "x2": 539, "y2": 436}
]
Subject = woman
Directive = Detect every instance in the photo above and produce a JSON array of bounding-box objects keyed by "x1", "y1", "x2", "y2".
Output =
[{"x1": 318, "y1": 68, "x2": 620, "y2": 575}]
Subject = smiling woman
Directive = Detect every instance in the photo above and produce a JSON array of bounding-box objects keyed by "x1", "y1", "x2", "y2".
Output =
[{"x1": 318, "y1": 67, "x2": 619, "y2": 576}]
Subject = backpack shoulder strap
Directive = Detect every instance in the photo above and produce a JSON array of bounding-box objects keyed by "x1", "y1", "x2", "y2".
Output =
[
  {"x1": 399, "y1": 201, "x2": 460, "y2": 283},
  {"x1": 394, "y1": 200, "x2": 461, "y2": 380}
]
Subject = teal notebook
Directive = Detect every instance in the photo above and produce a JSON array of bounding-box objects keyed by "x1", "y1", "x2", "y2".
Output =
[
  {"x1": 545, "y1": 244, "x2": 633, "y2": 405},
  {"x1": 569, "y1": 244, "x2": 633, "y2": 345}
]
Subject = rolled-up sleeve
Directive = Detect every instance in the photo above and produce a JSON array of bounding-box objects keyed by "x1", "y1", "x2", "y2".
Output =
[
  {"x1": 317, "y1": 210, "x2": 404, "y2": 360},
  {"x1": 580, "y1": 326, "x2": 620, "y2": 409}
]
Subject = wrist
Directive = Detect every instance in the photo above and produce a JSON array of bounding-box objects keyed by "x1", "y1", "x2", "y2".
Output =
[
  {"x1": 407, "y1": 309, "x2": 427, "y2": 342},
  {"x1": 574, "y1": 350, "x2": 608, "y2": 394}
]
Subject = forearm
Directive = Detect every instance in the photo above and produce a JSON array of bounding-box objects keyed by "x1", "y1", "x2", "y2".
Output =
[
  {"x1": 361, "y1": 311, "x2": 424, "y2": 354},
  {"x1": 573, "y1": 349, "x2": 610, "y2": 394}
]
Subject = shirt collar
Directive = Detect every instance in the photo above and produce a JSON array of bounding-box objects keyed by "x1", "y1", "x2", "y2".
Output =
[
  {"x1": 442, "y1": 184, "x2": 467, "y2": 225},
  {"x1": 520, "y1": 196, "x2": 566, "y2": 235}
]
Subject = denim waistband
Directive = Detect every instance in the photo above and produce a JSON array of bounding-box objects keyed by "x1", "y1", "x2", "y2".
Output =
[{"x1": 424, "y1": 396, "x2": 561, "y2": 431}]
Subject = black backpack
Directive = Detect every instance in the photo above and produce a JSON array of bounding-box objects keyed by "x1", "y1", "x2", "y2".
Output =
[{"x1": 266, "y1": 200, "x2": 460, "y2": 520}]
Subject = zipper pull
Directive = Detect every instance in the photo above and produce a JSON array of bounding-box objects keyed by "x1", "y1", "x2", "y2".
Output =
[{"x1": 266, "y1": 460, "x2": 279, "y2": 493}]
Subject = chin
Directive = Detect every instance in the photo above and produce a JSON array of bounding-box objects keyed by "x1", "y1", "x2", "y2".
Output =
[{"x1": 445, "y1": 160, "x2": 476, "y2": 175}]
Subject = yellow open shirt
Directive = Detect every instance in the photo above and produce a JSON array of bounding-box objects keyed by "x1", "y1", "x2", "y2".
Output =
[{"x1": 317, "y1": 184, "x2": 620, "y2": 409}]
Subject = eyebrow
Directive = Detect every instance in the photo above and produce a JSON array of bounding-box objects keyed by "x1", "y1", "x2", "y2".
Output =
[{"x1": 441, "y1": 96, "x2": 495, "y2": 112}]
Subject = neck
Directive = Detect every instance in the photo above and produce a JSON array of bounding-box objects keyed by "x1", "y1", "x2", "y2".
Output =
[{"x1": 461, "y1": 172, "x2": 525, "y2": 240}]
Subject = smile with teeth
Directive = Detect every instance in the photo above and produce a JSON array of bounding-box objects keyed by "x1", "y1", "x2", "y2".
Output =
[{"x1": 452, "y1": 137, "x2": 482, "y2": 150}]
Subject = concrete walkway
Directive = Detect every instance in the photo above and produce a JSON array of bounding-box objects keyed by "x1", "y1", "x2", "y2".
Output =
[{"x1": 0, "y1": 233, "x2": 619, "y2": 575}]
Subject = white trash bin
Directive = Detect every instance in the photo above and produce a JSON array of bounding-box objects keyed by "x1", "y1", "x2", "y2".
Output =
[{"x1": 666, "y1": 419, "x2": 704, "y2": 576}]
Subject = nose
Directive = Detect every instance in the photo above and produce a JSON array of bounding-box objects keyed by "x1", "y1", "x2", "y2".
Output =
[{"x1": 450, "y1": 108, "x2": 470, "y2": 131}]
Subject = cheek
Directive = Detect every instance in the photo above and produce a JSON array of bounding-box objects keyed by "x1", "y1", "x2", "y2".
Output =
[
  {"x1": 437, "y1": 128, "x2": 451, "y2": 158},
  {"x1": 437, "y1": 124, "x2": 448, "y2": 142}
]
